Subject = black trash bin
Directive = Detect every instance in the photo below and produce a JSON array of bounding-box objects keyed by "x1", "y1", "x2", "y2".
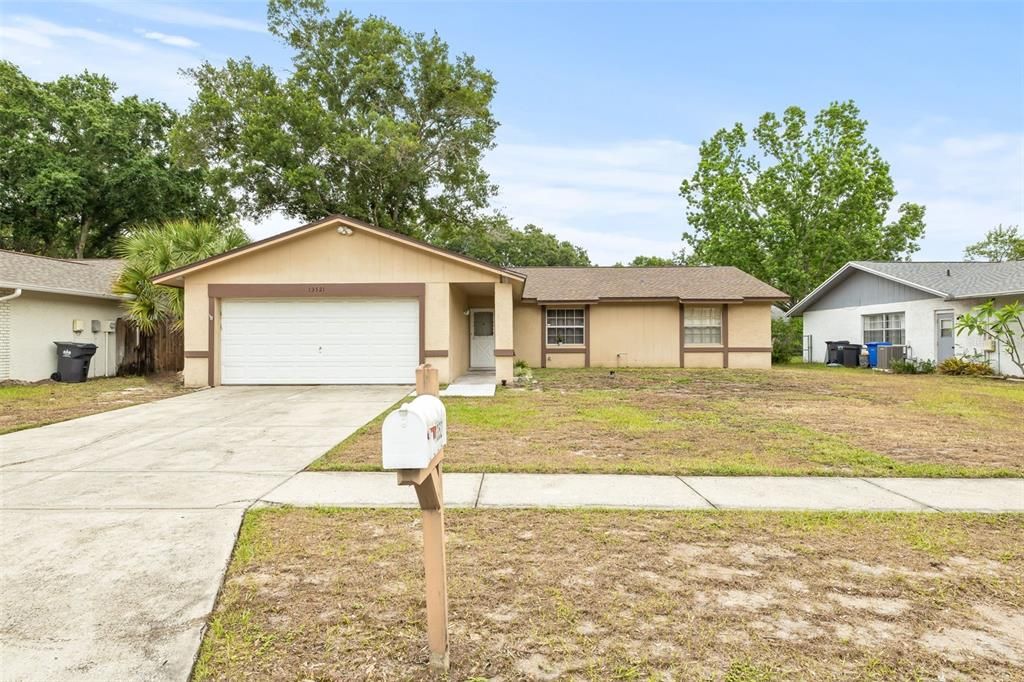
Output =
[
  {"x1": 825, "y1": 340, "x2": 850, "y2": 365},
  {"x1": 52, "y1": 342, "x2": 98, "y2": 383},
  {"x1": 839, "y1": 343, "x2": 863, "y2": 368}
]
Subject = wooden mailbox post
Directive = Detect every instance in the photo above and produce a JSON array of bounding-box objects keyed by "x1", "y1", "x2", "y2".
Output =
[{"x1": 392, "y1": 364, "x2": 449, "y2": 671}]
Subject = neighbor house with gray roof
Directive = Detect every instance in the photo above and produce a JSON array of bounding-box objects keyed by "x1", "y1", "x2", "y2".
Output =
[
  {"x1": 787, "y1": 261, "x2": 1024, "y2": 376},
  {"x1": 0, "y1": 250, "x2": 128, "y2": 381}
]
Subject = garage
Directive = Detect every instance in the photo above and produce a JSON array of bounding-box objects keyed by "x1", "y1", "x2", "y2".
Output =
[{"x1": 220, "y1": 298, "x2": 419, "y2": 384}]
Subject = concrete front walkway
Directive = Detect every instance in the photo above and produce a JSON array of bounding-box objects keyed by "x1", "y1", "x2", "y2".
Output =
[
  {"x1": 264, "y1": 472, "x2": 1024, "y2": 512},
  {"x1": 0, "y1": 384, "x2": 411, "y2": 682}
]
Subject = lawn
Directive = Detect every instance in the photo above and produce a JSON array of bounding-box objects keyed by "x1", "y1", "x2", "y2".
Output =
[
  {"x1": 0, "y1": 374, "x2": 190, "y2": 434},
  {"x1": 311, "y1": 366, "x2": 1024, "y2": 478},
  {"x1": 194, "y1": 507, "x2": 1024, "y2": 681}
]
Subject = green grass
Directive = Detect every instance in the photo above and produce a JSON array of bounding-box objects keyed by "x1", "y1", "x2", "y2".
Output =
[
  {"x1": 309, "y1": 366, "x2": 1023, "y2": 478},
  {"x1": 0, "y1": 375, "x2": 188, "y2": 434},
  {"x1": 193, "y1": 507, "x2": 1024, "y2": 681}
]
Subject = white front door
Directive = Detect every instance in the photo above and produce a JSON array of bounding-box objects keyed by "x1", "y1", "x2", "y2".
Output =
[
  {"x1": 470, "y1": 309, "x2": 495, "y2": 369},
  {"x1": 220, "y1": 298, "x2": 419, "y2": 384}
]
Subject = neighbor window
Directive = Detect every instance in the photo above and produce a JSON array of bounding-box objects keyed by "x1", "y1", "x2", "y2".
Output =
[
  {"x1": 684, "y1": 305, "x2": 722, "y2": 345},
  {"x1": 546, "y1": 308, "x2": 585, "y2": 345},
  {"x1": 863, "y1": 312, "x2": 905, "y2": 345}
]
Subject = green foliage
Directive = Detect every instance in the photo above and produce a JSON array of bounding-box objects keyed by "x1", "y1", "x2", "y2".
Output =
[
  {"x1": 624, "y1": 254, "x2": 683, "y2": 267},
  {"x1": 889, "y1": 358, "x2": 935, "y2": 374},
  {"x1": 679, "y1": 101, "x2": 926, "y2": 303},
  {"x1": 173, "y1": 0, "x2": 497, "y2": 241},
  {"x1": 0, "y1": 61, "x2": 229, "y2": 258},
  {"x1": 955, "y1": 300, "x2": 1024, "y2": 374},
  {"x1": 936, "y1": 356, "x2": 993, "y2": 376},
  {"x1": 438, "y1": 215, "x2": 590, "y2": 266},
  {"x1": 771, "y1": 316, "x2": 803, "y2": 364},
  {"x1": 114, "y1": 220, "x2": 249, "y2": 332},
  {"x1": 964, "y1": 224, "x2": 1024, "y2": 262}
]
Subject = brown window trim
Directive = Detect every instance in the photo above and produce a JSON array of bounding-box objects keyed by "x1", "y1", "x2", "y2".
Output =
[
  {"x1": 541, "y1": 304, "x2": 590, "y2": 368},
  {"x1": 206, "y1": 283, "x2": 426, "y2": 386}
]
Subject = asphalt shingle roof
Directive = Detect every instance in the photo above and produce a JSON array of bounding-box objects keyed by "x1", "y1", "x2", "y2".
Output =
[
  {"x1": 851, "y1": 261, "x2": 1024, "y2": 298},
  {"x1": 517, "y1": 266, "x2": 789, "y2": 302},
  {"x1": 0, "y1": 250, "x2": 124, "y2": 300}
]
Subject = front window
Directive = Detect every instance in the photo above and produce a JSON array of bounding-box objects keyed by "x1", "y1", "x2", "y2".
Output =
[
  {"x1": 863, "y1": 312, "x2": 905, "y2": 345},
  {"x1": 684, "y1": 305, "x2": 722, "y2": 345},
  {"x1": 546, "y1": 308, "x2": 585, "y2": 345}
]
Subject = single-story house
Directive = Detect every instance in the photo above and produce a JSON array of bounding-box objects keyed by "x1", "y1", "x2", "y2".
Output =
[
  {"x1": 0, "y1": 250, "x2": 126, "y2": 382},
  {"x1": 152, "y1": 215, "x2": 788, "y2": 387},
  {"x1": 787, "y1": 260, "x2": 1024, "y2": 376}
]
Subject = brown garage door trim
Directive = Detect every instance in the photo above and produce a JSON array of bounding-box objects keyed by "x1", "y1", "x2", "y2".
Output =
[{"x1": 207, "y1": 283, "x2": 426, "y2": 386}]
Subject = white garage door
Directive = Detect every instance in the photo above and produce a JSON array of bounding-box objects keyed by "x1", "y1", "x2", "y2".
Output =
[{"x1": 220, "y1": 298, "x2": 419, "y2": 384}]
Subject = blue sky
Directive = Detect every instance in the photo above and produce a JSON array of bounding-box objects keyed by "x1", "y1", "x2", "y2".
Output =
[{"x1": 2, "y1": 1, "x2": 1022, "y2": 264}]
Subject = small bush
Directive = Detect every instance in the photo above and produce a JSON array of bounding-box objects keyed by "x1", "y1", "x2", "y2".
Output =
[
  {"x1": 890, "y1": 358, "x2": 935, "y2": 374},
  {"x1": 771, "y1": 316, "x2": 803, "y2": 364},
  {"x1": 937, "y1": 356, "x2": 993, "y2": 376}
]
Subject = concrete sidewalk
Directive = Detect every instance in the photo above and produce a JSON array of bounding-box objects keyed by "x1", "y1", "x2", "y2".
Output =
[{"x1": 263, "y1": 472, "x2": 1024, "y2": 512}]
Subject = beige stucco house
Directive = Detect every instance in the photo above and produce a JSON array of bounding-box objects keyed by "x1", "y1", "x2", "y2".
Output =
[{"x1": 153, "y1": 215, "x2": 788, "y2": 387}]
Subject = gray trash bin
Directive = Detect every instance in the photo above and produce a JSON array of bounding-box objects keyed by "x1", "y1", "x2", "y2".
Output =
[{"x1": 52, "y1": 342, "x2": 98, "y2": 383}]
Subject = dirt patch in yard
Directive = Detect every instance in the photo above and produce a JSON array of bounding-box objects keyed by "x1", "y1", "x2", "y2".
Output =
[
  {"x1": 193, "y1": 509, "x2": 1024, "y2": 681},
  {"x1": 0, "y1": 374, "x2": 190, "y2": 434},
  {"x1": 311, "y1": 367, "x2": 1024, "y2": 477}
]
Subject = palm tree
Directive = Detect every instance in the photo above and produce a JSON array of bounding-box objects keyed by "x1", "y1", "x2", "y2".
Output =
[{"x1": 114, "y1": 219, "x2": 249, "y2": 332}]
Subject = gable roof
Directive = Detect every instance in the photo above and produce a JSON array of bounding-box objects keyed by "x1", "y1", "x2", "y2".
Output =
[
  {"x1": 152, "y1": 215, "x2": 526, "y2": 287},
  {"x1": 516, "y1": 266, "x2": 788, "y2": 303},
  {"x1": 0, "y1": 250, "x2": 125, "y2": 300},
  {"x1": 787, "y1": 260, "x2": 1024, "y2": 316}
]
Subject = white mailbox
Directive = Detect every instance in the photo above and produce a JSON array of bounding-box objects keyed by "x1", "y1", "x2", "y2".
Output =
[{"x1": 382, "y1": 395, "x2": 447, "y2": 469}]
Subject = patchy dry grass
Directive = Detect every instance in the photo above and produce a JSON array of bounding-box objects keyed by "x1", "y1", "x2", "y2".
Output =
[
  {"x1": 311, "y1": 366, "x2": 1024, "y2": 477},
  {"x1": 193, "y1": 508, "x2": 1024, "y2": 681},
  {"x1": 0, "y1": 374, "x2": 190, "y2": 434}
]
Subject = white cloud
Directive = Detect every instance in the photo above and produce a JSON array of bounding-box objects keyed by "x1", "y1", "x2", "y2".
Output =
[
  {"x1": 5, "y1": 16, "x2": 144, "y2": 53},
  {"x1": 86, "y1": 2, "x2": 266, "y2": 33},
  {"x1": 485, "y1": 139, "x2": 696, "y2": 264},
  {"x1": 0, "y1": 15, "x2": 201, "y2": 109},
  {"x1": 486, "y1": 131, "x2": 1024, "y2": 266},
  {"x1": 0, "y1": 25, "x2": 54, "y2": 49},
  {"x1": 137, "y1": 30, "x2": 199, "y2": 49},
  {"x1": 886, "y1": 132, "x2": 1024, "y2": 260}
]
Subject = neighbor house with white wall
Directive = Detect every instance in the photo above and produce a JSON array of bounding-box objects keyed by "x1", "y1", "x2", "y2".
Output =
[
  {"x1": 0, "y1": 250, "x2": 127, "y2": 381},
  {"x1": 787, "y1": 261, "x2": 1024, "y2": 376}
]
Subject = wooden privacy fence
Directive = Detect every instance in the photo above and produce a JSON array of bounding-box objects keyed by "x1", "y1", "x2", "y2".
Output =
[{"x1": 116, "y1": 319, "x2": 184, "y2": 376}]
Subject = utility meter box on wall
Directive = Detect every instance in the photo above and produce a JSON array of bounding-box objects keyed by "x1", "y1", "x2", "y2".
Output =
[
  {"x1": 72, "y1": 319, "x2": 84, "y2": 333},
  {"x1": 382, "y1": 395, "x2": 447, "y2": 469}
]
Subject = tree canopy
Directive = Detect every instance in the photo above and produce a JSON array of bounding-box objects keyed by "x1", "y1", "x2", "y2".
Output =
[
  {"x1": 172, "y1": 0, "x2": 497, "y2": 242},
  {"x1": 618, "y1": 255, "x2": 684, "y2": 267},
  {"x1": 963, "y1": 224, "x2": 1024, "y2": 262},
  {"x1": 679, "y1": 101, "x2": 926, "y2": 304},
  {"x1": 0, "y1": 61, "x2": 227, "y2": 258},
  {"x1": 439, "y1": 216, "x2": 590, "y2": 267}
]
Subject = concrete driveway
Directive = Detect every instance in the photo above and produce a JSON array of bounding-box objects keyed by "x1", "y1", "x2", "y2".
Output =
[{"x1": 0, "y1": 384, "x2": 410, "y2": 681}]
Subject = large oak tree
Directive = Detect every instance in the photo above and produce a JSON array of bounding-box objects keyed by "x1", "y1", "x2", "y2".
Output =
[
  {"x1": 172, "y1": 0, "x2": 498, "y2": 243},
  {"x1": 679, "y1": 101, "x2": 926, "y2": 303},
  {"x1": 0, "y1": 61, "x2": 226, "y2": 258}
]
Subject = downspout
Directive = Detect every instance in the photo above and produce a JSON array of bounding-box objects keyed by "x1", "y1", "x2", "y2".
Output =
[{"x1": 0, "y1": 288, "x2": 22, "y2": 302}]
